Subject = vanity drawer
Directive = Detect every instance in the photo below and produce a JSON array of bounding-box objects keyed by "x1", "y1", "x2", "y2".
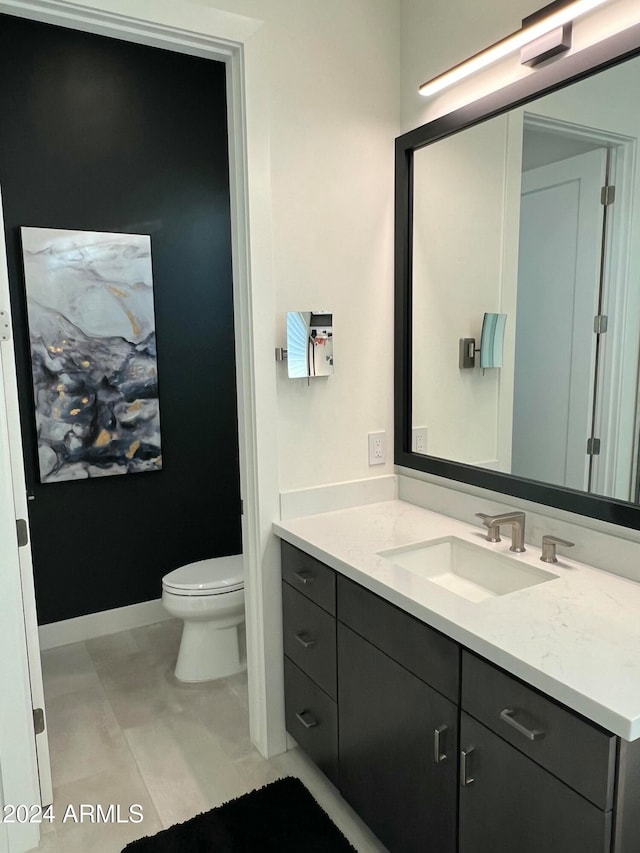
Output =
[
  {"x1": 462, "y1": 651, "x2": 617, "y2": 810},
  {"x1": 281, "y1": 541, "x2": 336, "y2": 615},
  {"x1": 282, "y1": 582, "x2": 336, "y2": 699},
  {"x1": 337, "y1": 575, "x2": 460, "y2": 702},
  {"x1": 284, "y1": 658, "x2": 338, "y2": 786}
]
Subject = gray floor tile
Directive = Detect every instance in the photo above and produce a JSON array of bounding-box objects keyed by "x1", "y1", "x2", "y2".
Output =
[
  {"x1": 41, "y1": 641, "x2": 102, "y2": 700},
  {"x1": 28, "y1": 620, "x2": 386, "y2": 853}
]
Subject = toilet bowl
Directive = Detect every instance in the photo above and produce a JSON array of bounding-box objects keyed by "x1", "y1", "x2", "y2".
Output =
[{"x1": 162, "y1": 554, "x2": 245, "y2": 683}]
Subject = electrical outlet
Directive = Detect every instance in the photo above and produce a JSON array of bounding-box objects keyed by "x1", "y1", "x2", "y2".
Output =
[
  {"x1": 412, "y1": 427, "x2": 428, "y2": 454},
  {"x1": 368, "y1": 431, "x2": 386, "y2": 466}
]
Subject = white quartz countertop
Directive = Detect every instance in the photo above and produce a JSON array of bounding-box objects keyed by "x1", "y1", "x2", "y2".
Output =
[{"x1": 274, "y1": 500, "x2": 640, "y2": 741}]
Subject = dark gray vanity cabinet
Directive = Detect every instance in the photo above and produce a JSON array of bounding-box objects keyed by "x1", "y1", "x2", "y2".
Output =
[
  {"x1": 459, "y1": 711, "x2": 612, "y2": 853},
  {"x1": 280, "y1": 540, "x2": 640, "y2": 853},
  {"x1": 281, "y1": 540, "x2": 336, "y2": 614},
  {"x1": 462, "y1": 652, "x2": 617, "y2": 810},
  {"x1": 281, "y1": 541, "x2": 459, "y2": 852},
  {"x1": 281, "y1": 541, "x2": 338, "y2": 785},
  {"x1": 282, "y1": 581, "x2": 336, "y2": 699},
  {"x1": 460, "y1": 651, "x2": 617, "y2": 853},
  {"x1": 338, "y1": 622, "x2": 458, "y2": 853},
  {"x1": 283, "y1": 657, "x2": 338, "y2": 784},
  {"x1": 337, "y1": 576, "x2": 459, "y2": 853}
]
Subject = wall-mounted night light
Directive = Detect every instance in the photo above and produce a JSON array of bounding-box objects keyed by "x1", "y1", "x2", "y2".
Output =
[
  {"x1": 418, "y1": 0, "x2": 609, "y2": 98},
  {"x1": 459, "y1": 313, "x2": 507, "y2": 370}
]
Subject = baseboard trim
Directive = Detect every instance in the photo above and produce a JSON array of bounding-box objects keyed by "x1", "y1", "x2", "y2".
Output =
[
  {"x1": 474, "y1": 459, "x2": 500, "y2": 470},
  {"x1": 38, "y1": 598, "x2": 172, "y2": 650}
]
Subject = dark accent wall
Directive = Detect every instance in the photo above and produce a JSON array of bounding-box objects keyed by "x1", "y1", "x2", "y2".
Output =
[{"x1": 0, "y1": 14, "x2": 241, "y2": 624}]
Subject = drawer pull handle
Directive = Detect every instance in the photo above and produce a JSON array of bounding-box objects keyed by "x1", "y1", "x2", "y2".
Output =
[
  {"x1": 295, "y1": 710, "x2": 318, "y2": 729},
  {"x1": 294, "y1": 570, "x2": 314, "y2": 586},
  {"x1": 294, "y1": 632, "x2": 316, "y2": 649},
  {"x1": 460, "y1": 748, "x2": 474, "y2": 786},
  {"x1": 434, "y1": 724, "x2": 448, "y2": 764},
  {"x1": 500, "y1": 708, "x2": 545, "y2": 741}
]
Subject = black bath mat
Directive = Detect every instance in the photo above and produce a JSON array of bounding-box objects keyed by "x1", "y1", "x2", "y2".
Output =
[{"x1": 122, "y1": 776, "x2": 357, "y2": 852}]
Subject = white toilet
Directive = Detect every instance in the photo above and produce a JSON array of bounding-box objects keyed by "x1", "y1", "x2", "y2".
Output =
[{"x1": 161, "y1": 554, "x2": 245, "y2": 683}]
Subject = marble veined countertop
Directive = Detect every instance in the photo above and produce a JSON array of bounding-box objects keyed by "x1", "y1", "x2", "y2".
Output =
[{"x1": 274, "y1": 500, "x2": 640, "y2": 741}]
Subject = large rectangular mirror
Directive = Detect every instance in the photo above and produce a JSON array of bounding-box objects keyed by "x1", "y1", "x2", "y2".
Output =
[{"x1": 395, "y1": 22, "x2": 640, "y2": 528}]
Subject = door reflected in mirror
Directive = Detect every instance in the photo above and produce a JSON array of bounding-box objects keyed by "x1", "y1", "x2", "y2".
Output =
[{"x1": 411, "y1": 54, "x2": 640, "y2": 503}]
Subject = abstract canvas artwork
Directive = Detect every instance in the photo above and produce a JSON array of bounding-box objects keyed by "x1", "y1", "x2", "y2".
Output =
[{"x1": 21, "y1": 227, "x2": 163, "y2": 483}]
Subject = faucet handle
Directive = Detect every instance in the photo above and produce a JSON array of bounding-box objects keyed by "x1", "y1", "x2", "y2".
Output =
[
  {"x1": 540, "y1": 535, "x2": 574, "y2": 564},
  {"x1": 474, "y1": 513, "x2": 501, "y2": 542}
]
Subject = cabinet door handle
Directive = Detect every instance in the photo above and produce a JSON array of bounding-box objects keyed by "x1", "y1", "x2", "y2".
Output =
[
  {"x1": 434, "y1": 724, "x2": 448, "y2": 764},
  {"x1": 294, "y1": 632, "x2": 316, "y2": 649},
  {"x1": 500, "y1": 708, "x2": 545, "y2": 741},
  {"x1": 294, "y1": 570, "x2": 314, "y2": 585},
  {"x1": 460, "y1": 748, "x2": 474, "y2": 786},
  {"x1": 295, "y1": 710, "x2": 318, "y2": 729}
]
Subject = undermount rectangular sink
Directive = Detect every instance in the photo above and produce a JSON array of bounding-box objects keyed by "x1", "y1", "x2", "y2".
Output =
[{"x1": 378, "y1": 537, "x2": 558, "y2": 603}]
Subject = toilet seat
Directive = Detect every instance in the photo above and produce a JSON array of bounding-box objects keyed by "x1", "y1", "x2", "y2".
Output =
[{"x1": 162, "y1": 555, "x2": 244, "y2": 597}]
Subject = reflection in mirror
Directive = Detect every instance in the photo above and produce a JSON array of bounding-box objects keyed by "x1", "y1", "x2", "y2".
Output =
[
  {"x1": 411, "y1": 54, "x2": 640, "y2": 503},
  {"x1": 287, "y1": 311, "x2": 334, "y2": 378},
  {"x1": 480, "y1": 313, "x2": 507, "y2": 369}
]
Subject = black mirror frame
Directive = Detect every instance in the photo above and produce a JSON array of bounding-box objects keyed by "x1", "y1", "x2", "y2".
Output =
[{"x1": 395, "y1": 22, "x2": 640, "y2": 529}]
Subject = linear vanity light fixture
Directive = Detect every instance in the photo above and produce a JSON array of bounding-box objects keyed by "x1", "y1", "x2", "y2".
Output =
[{"x1": 418, "y1": 0, "x2": 609, "y2": 98}]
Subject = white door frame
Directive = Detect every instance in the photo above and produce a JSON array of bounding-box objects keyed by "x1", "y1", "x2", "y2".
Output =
[{"x1": 0, "y1": 3, "x2": 285, "y2": 848}]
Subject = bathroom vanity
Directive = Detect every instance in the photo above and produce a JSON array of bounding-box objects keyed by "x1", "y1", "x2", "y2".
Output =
[{"x1": 275, "y1": 501, "x2": 640, "y2": 853}]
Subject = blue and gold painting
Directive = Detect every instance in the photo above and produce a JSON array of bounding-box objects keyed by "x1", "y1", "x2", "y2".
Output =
[{"x1": 21, "y1": 227, "x2": 162, "y2": 483}]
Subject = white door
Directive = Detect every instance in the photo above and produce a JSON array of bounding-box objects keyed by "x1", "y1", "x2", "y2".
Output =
[
  {"x1": 0, "y1": 187, "x2": 53, "y2": 817},
  {"x1": 0, "y1": 343, "x2": 41, "y2": 852},
  {"x1": 512, "y1": 149, "x2": 606, "y2": 490}
]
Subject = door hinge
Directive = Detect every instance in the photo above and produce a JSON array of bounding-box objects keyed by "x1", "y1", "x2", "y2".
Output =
[
  {"x1": 587, "y1": 437, "x2": 601, "y2": 456},
  {"x1": 0, "y1": 309, "x2": 10, "y2": 341},
  {"x1": 601, "y1": 185, "x2": 615, "y2": 206},
  {"x1": 33, "y1": 708, "x2": 45, "y2": 735},
  {"x1": 16, "y1": 518, "x2": 29, "y2": 547},
  {"x1": 593, "y1": 314, "x2": 608, "y2": 334}
]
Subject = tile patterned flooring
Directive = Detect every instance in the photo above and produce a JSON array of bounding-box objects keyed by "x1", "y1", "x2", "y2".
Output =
[{"x1": 29, "y1": 619, "x2": 385, "y2": 852}]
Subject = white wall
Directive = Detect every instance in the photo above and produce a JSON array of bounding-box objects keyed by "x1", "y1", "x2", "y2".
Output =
[
  {"x1": 412, "y1": 117, "x2": 508, "y2": 467},
  {"x1": 400, "y1": 0, "x2": 532, "y2": 132},
  {"x1": 209, "y1": 0, "x2": 400, "y2": 490},
  {"x1": 400, "y1": 0, "x2": 640, "y2": 132}
]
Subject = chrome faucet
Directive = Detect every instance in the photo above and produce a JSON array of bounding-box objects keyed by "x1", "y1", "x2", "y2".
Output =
[{"x1": 475, "y1": 511, "x2": 526, "y2": 553}]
